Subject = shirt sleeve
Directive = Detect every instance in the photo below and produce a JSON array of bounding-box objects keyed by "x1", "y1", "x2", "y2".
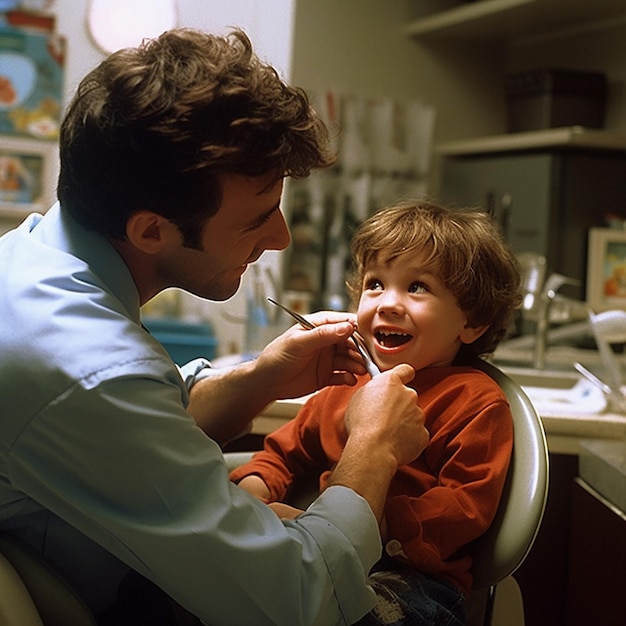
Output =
[
  {"x1": 8, "y1": 367, "x2": 380, "y2": 626},
  {"x1": 178, "y1": 357, "x2": 214, "y2": 389}
]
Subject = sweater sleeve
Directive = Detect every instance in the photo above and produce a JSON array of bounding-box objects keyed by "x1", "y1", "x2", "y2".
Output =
[
  {"x1": 229, "y1": 392, "x2": 330, "y2": 502},
  {"x1": 384, "y1": 394, "x2": 513, "y2": 584}
]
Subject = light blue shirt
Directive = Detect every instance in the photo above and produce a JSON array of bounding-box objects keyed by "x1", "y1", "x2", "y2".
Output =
[{"x1": 0, "y1": 204, "x2": 380, "y2": 625}]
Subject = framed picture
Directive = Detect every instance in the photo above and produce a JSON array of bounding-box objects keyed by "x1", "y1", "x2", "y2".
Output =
[
  {"x1": 0, "y1": 25, "x2": 65, "y2": 140},
  {"x1": 587, "y1": 227, "x2": 626, "y2": 312},
  {"x1": 0, "y1": 135, "x2": 57, "y2": 215}
]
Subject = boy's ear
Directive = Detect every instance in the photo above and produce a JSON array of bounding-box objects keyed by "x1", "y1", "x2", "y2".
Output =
[
  {"x1": 125, "y1": 211, "x2": 175, "y2": 254},
  {"x1": 459, "y1": 323, "x2": 490, "y2": 345}
]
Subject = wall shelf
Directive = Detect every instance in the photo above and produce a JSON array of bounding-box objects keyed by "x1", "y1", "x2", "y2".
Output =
[
  {"x1": 406, "y1": 0, "x2": 626, "y2": 42},
  {"x1": 436, "y1": 127, "x2": 626, "y2": 156}
]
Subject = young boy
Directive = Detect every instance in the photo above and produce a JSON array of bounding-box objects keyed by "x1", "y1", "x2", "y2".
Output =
[{"x1": 230, "y1": 200, "x2": 522, "y2": 625}]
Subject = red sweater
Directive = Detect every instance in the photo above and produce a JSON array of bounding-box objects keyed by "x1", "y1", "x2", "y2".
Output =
[{"x1": 230, "y1": 366, "x2": 513, "y2": 596}]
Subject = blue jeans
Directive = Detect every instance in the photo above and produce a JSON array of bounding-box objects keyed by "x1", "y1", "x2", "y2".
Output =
[{"x1": 355, "y1": 565, "x2": 466, "y2": 626}]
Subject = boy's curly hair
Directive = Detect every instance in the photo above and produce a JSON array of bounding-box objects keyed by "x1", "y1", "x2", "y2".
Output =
[
  {"x1": 58, "y1": 28, "x2": 335, "y2": 245},
  {"x1": 346, "y1": 200, "x2": 522, "y2": 361}
]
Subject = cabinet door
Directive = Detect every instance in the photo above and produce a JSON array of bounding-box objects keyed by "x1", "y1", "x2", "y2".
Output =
[
  {"x1": 567, "y1": 478, "x2": 626, "y2": 626},
  {"x1": 439, "y1": 153, "x2": 556, "y2": 259}
]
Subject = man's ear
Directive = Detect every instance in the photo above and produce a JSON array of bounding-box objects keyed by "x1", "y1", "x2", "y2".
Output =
[
  {"x1": 125, "y1": 211, "x2": 174, "y2": 254},
  {"x1": 459, "y1": 323, "x2": 490, "y2": 345}
]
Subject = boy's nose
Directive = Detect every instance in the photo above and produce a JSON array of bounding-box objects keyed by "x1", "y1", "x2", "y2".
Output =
[{"x1": 376, "y1": 291, "x2": 405, "y2": 315}]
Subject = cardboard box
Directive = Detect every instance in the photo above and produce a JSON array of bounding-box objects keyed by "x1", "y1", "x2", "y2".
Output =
[{"x1": 505, "y1": 69, "x2": 606, "y2": 133}]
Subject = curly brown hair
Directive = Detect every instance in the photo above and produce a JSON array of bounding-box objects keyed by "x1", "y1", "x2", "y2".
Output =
[
  {"x1": 346, "y1": 200, "x2": 522, "y2": 361},
  {"x1": 58, "y1": 28, "x2": 335, "y2": 245}
]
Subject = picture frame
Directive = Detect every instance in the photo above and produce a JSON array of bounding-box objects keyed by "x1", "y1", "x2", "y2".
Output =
[
  {"x1": 0, "y1": 24, "x2": 65, "y2": 140},
  {"x1": 0, "y1": 135, "x2": 58, "y2": 215},
  {"x1": 587, "y1": 227, "x2": 626, "y2": 312}
]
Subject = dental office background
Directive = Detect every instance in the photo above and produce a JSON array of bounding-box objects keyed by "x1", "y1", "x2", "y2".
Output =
[{"x1": 2, "y1": 0, "x2": 626, "y2": 358}]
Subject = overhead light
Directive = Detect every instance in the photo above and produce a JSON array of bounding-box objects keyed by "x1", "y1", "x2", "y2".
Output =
[{"x1": 87, "y1": 0, "x2": 178, "y2": 54}]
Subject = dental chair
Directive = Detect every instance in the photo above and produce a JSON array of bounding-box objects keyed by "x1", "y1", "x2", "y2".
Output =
[
  {"x1": 0, "y1": 549, "x2": 44, "y2": 626},
  {"x1": 225, "y1": 358, "x2": 549, "y2": 626},
  {"x1": 0, "y1": 533, "x2": 97, "y2": 626},
  {"x1": 466, "y1": 359, "x2": 549, "y2": 626}
]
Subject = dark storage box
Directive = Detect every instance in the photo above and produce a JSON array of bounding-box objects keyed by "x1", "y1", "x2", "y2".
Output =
[{"x1": 505, "y1": 69, "x2": 607, "y2": 133}]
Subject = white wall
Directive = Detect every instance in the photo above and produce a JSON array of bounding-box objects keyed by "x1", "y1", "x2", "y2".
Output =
[
  {"x1": 291, "y1": 0, "x2": 504, "y2": 145},
  {"x1": 55, "y1": 0, "x2": 295, "y2": 106}
]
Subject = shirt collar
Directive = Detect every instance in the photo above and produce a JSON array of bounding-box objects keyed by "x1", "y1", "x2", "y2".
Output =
[{"x1": 33, "y1": 203, "x2": 141, "y2": 324}]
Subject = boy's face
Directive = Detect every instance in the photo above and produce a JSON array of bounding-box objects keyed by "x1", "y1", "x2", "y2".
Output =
[{"x1": 356, "y1": 251, "x2": 485, "y2": 372}]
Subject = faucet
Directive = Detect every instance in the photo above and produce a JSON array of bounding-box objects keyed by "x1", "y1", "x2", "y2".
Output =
[{"x1": 533, "y1": 273, "x2": 581, "y2": 369}]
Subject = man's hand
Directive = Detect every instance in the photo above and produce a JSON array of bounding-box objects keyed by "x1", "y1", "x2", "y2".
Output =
[
  {"x1": 253, "y1": 311, "x2": 367, "y2": 401},
  {"x1": 187, "y1": 312, "x2": 368, "y2": 445},
  {"x1": 328, "y1": 363, "x2": 429, "y2": 523},
  {"x1": 344, "y1": 363, "x2": 427, "y2": 468}
]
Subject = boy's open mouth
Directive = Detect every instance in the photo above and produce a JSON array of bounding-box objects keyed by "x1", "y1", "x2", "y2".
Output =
[{"x1": 374, "y1": 330, "x2": 412, "y2": 348}]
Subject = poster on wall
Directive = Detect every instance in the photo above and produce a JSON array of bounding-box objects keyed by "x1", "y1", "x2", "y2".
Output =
[
  {"x1": 587, "y1": 227, "x2": 626, "y2": 312},
  {"x1": 0, "y1": 136, "x2": 57, "y2": 213},
  {"x1": 0, "y1": 22, "x2": 65, "y2": 140}
]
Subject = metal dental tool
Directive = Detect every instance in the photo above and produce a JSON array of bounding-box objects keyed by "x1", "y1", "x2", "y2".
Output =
[
  {"x1": 267, "y1": 297, "x2": 381, "y2": 377},
  {"x1": 588, "y1": 309, "x2": 626, "y2": 412},
  {"x1": 573, "y1": 362, "x2": 612, "y2": 395}
]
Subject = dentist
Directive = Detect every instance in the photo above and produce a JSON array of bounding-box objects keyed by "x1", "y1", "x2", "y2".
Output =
[{"x1": 0, "y1": 28, "x2": 428, "y2": 626}]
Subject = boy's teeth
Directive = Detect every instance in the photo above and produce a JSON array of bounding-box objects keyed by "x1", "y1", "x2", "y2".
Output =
[{"x1": 375, "y1": 330, "x2": 411, "y2": 347}]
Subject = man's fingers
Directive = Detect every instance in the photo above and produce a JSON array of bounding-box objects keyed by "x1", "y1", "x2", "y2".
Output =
[{"x1": 389, "y1": 362, "x2": 416, "y2": 386}]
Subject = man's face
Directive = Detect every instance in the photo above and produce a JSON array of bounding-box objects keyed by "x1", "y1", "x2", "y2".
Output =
[{"x1": 158, "y1": 171, "x2": 289, "y2": 301}]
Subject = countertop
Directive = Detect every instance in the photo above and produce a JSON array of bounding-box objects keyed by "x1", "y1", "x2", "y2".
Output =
[
  {"x1": 252, "y1": 393, "x2": 626, "y2": 456},
  {"x1": 215, "y1": 348, "x2": 626, "y2": 455}
]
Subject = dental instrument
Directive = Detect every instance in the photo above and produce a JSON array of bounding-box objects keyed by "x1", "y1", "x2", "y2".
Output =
[{"x1": 267, "y1": 297, "x2": 381, "y2": 377}]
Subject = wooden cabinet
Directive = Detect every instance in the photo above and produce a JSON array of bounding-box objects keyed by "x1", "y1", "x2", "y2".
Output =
[
  {"x1": 512, "y1": 465, "x2": 626, "y2": 626},
  {"x1": 513, "y1": 453, "x2": 578, "y2": 626},
  {"x1": 567, "y1": 477, "x2": 626, "y2": 626}
]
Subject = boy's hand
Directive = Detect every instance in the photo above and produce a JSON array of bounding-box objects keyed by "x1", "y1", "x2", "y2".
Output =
[{"x1": 268, "y1": 502, "x2": 304, "y2": 520}]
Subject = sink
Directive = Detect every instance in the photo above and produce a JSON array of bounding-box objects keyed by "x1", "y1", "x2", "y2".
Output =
[{"x1": 498, "y1": 365, "x2": 608, "y2": 415}]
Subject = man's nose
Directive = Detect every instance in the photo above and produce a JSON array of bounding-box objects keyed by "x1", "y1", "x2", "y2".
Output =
[{"x1": 263, "y1": 209, "x2": 291, "y2": 251}]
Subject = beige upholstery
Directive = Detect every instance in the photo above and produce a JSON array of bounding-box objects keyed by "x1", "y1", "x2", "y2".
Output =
[
  {"x1": 0, "y1": 534, "x2": 97, "y2": 626},
  {"x1": 0, "y1": 551, "x2": 44, "y2": 626}
]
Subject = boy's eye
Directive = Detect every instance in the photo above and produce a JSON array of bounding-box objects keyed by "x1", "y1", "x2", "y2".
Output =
[
  {"x1": 409, "y1": 281, "x2": 427, "y2": 294},
  {"x1": 364, "y1": 278, "x2": 383, "y2": 291}
]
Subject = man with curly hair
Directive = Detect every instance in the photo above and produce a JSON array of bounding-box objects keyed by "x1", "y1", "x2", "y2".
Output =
[{"x1": 0, "y1": 30, "x2": 428, "y2": 625}]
